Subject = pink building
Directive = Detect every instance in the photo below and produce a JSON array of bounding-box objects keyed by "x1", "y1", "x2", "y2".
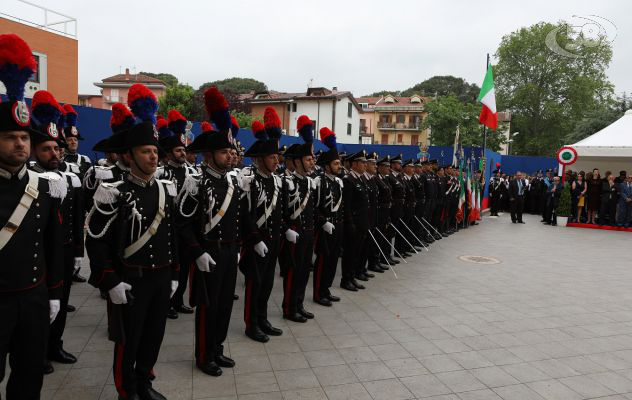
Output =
[{"x1": 81, "y1": 68, "x2": 167, "y2": 110}]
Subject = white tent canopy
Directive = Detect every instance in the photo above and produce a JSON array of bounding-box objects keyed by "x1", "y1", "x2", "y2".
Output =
[{"x1": 569, "y1": 109, "x2": 632, "y2": 173}]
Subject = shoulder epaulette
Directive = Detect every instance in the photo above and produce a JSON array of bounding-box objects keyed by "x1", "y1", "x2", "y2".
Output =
[
  {"x1": 94, "y1": 165, "x2": 114, "y2": 180},
  {"x1": 63, "y1": 171, "x2": 82, "y2": 188},
  {"x1": 39, "y1": 171, "x2": 68, "y2": 200},
  {"x1": 93, "y1": 180, "x2": 124, "y2": 204}
]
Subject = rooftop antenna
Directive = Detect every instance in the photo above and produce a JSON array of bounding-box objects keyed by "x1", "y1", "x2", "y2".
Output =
[{"x1": 307, "y1": 78, "x2": 313, "y2": 89}]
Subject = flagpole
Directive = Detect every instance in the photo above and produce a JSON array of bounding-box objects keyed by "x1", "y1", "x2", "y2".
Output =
[{"x1": 482, "y1": 53, "x2": 489, "y2": 153}]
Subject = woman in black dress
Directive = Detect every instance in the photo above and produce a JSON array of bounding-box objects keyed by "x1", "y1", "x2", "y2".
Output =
[
  {"x1": 586, "y1": 169, "x2": 601, "y2": 224},
  {"x1": 570, "y1": 172, "x2": 587, "y2": 223}
]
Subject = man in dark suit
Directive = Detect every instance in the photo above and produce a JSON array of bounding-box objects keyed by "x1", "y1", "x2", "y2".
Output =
[{"x1": 509, "y1": 171, "x2": 526, "y2": 223}]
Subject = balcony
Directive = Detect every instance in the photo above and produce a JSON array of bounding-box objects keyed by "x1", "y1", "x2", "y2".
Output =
[
  {"x1": 377, "y1": 122, "x2": 423, "y2": 131},
  {"x1": 103, "y1": 95, "x2": 125, "y2": 104}
]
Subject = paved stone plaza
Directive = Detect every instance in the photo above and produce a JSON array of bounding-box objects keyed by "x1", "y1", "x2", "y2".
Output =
[{"x1": 10, "y1": 212, "x2": 632, "y2": 400}]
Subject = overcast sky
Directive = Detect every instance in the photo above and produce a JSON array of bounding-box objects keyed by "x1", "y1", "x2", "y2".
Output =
[{"x1": 4, "y1": 0, "x2": 630, "y2": 98}]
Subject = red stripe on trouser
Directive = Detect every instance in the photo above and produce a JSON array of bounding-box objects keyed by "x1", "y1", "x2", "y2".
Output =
[
  {"x1": 114, "y1": 343, "x2": 127, "y2": 398},
  {"x1": 314, "y1": 254, "x2": 324, "y2": 301},
  {"x1": 244, "y1": 278, "x2": 253, "y2": 329},
  {"x1": 197, "y1": 305, "x2": 206, "y2": 364}
]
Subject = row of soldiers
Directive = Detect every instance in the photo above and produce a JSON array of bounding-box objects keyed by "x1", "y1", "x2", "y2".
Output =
[{"x1": 0, "y1": 33, "x2": 482, "y2": 400}]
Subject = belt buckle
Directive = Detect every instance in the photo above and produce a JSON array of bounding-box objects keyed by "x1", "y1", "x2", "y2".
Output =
[{"x1": 25, "y1": 185, "x2": 39, "y2": 199}]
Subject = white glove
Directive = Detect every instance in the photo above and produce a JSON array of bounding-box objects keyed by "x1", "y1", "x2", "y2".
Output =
[
  {"x1": 254, "y1": 241, "x2": 268, "y2": 257},
  {"x1": 196, "y1": 252, "x2": 216, "y2": 272},
  {"x1": 171, "y1": 281, "x2": 178, "y2": 298},
  {"x1": 73, "y1": 257, "x2": 83, "y2": 270},
  {"x1": 109, "y1": 282, "x2": 132, "y2": 305},
  {"x1": 237, "y1": 252, "x2": 241, "y2": 264},
  {"x1": 49, "y1": 300, "x2": 60, "y2": 323},
  {"x1": 322, "y1": 222, "x2": 335, "y2": 235},
  {"x1": 285, "y1": 229, "x2": 299, "y2": 243}
]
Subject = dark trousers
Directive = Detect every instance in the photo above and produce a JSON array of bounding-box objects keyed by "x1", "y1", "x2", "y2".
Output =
[
  {"x1": 112, "y1": 267, "x2": 171, "y2": 399},
  {"x1": 510, "y1": 196, "x2": 525, "y2": 222},
  {"x1": 282, "y1": 231, "x2": 313, "y2": 316},
  {"x1": 313, "y1": 226, "x2": 342, "y2": 301},
  {"x1": 241, "y1": 239, "x2": 279, "y2": 330},
  {"x1": 0, "y1": 284, "x2": 49, "y2": 400},
  {"x1": 432, "y1": 201, "x2": 443, "y2": 231},
  {"x1": 170, "y1": 244, "x2": 191, "y2": 308},
  {"x1": 599, "y1": 199, "x2": 618, "y2": 225},
  {"x1": 195, "y1": 243, "x2": 238, "y2": 364},
  {"x1": 48, "y1": 245, "x2": 74, "y2": 353},
  {"x1": 341, "y1": 226, "x2": 366, "y2": 283},
  {"x1": 490, "y1": 194, "x2": 499, "y2": 215}
]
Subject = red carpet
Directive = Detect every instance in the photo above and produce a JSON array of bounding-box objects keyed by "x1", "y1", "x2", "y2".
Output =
[{"x1": 566, "y1": 222, "x2": 632, "y2": 232}]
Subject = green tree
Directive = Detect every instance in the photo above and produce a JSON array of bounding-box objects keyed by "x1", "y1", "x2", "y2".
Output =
[
  {"x1": 364, "y1": 90, "x2": 401, "y2": 97},
  {"x1": 157, "y1": 83, "x2": 195, "y2": 117},
  {"x1": 201, "y1": 77, "x2": 267, "y2": 94},
  {"x1": 139, "y1": 71, "x2": 179, "y2": 87},
  {"x1": 495, "y1": 21, "x2": 614, "y2": 156},
  {"x1": 231, "y1": 111, "x2": 259, "y2": 131},
  {"x1": 422, "y1": 96, "x2": 506, "y2": 151},
  {"x1": 402, "y1": 76, "x2": 480, "y2": 103}
]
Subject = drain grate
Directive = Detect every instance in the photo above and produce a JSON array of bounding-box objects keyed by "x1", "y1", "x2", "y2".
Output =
[{"x1": 458, "y1": 255, "x2": 501, "y2": 265}]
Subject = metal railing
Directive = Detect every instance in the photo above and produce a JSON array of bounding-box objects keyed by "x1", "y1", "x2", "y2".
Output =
[{"x1": 1, "y1": 0, "x2": 77, "y2": 38}]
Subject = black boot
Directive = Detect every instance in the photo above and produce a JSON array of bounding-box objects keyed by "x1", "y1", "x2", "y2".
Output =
[
  {"x1": 298, "y1": 305, "x2": 314, "y2": 319},
  {"x1": 215, "y1": 354, "x2": 235, "y2": 368},
  {"x1": 197, "y1": 361, "x2": 222, "y2": 376},
  {"x1": 284, "y1": 312, "x2": 308, "y2": 323},
  {"x1": 245, "y1": 326, "x2": 270, "y2": 343},
  {"x1": 351, "y1": 279, "x2": 365, "y2": 290},
  {"x1": 167, "y1": 306, "x2": 179, "y2": 320},
  {"x1": 48, "y1": 347, "x2": 77, "y2": 364},
  {"x1": 259, "y1": 320, "x2": 283, "y2": 336},
  {"x1": 340, "y1": 280, "x2": 358, "y2": 291}
]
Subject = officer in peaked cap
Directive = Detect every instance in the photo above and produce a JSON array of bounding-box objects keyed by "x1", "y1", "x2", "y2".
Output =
[{"x1": 341, "y1": 150, "x2": 370, "y2": 291}]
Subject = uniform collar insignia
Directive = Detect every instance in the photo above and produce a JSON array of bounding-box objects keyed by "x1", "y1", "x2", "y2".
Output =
[
  {"x1": 128, "y1": 173, "x2": 155, "y2": 187},
  {"x1": 167, "y1": 160, "x2": 184, "y2": 169},
  {"x1": 0, "y1": 164, "x2": 27, "y2": 180}
]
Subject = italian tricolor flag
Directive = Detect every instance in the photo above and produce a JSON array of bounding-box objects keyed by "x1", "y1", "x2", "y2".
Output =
[{"x1": 478, "y1": 64, "x2": 497, "y2": 131}]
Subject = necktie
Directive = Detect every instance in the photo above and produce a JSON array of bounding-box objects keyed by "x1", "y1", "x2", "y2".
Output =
[{"x1": 518, "y1": 180, "x2": 523, "y2": 196}]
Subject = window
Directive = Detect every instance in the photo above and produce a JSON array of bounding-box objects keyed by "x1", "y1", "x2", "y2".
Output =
[
  {"x1": 347, "y1": 123, "x2": 352, "y2": 136},
  {"x1": 381, "y1": 134, "x2": 389, "y2": 144},
  {"x1": 31, "y1": 54, "x2": 40, "y2": 83},
  {"x1": 361, "y1": 136, "x2": 372, "y2": 144},
  {"x1": 397, "y1": 134, "x2": 403, "y2": 143},
  {"x1": 379, "y1": 115, "x2": 391, "y2": 123},
  {"x1": 411, "y1": 134, "x2": 419, "y2": 145},
  {"x1": 110, "y1": 88, "x2": 119, "y2": 102},
  {"x1": 347, "y1": 103, "x2": 352, "y2": 118},
  {"x1": 292, "y1": 103, "x2": 297, "y2": 112},
  {"x1": 396, "y1": 114, "x2": 405, "y2": 124},
  {"x1": 287, "y1": 103, "x2": 291, "y2": 112}
]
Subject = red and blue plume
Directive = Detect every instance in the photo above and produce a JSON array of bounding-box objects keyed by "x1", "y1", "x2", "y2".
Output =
[
  {"x1": 167, "y1": 109, "x2": 187, "y2": 135},
  {"x1": 264, "y1": 107, "x2": 282, "y2": 140},
  {"x1": 31, "y1": 90, "x2": 62, "y2": 127},
  {"x1": 63, "y1": 104, "x2": 78, "y2": 127},
  {"x1": 0, "y1": 34, "x2": 37, "y2": 102},
  {"x1": 251, "y1": 120, "x2": 267, "y2": 140},
  {"x1": 297, "y1": 115, "x2": 313, "y2": 144},
  {"x1": 204, "y1": 87, "x2": 231, "y2": 133},
  {"x1": 156, "y1": 116, "x2": 173, "y2": 139},
  {"x1": 319, "y1": 127, "x2": 336, "y2": 150},
  {"x1": 230, "y1": 115, "x2": 240, "y2": 139},
  {"x1": 57, "y1": 106, "x2": 66, "y2": 131},
  {"x1": 200, "y1": 121, "x2": 213, "y2": 133},
  {"x1": 127, "y1": 83, "x2": 158, "y2": 124},
  {"x1": 110, "y1": 102, "x2": 135, "y2": 133}
]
